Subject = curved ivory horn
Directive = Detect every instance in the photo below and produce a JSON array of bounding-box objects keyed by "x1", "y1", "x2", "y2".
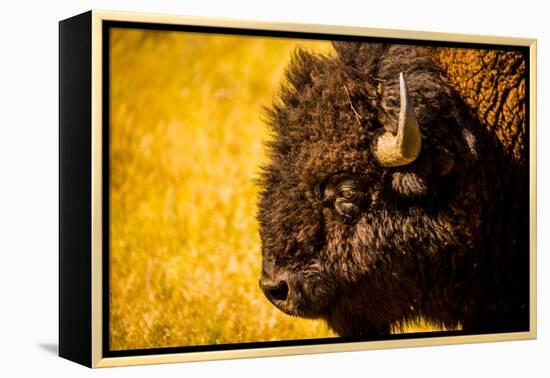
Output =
[{"x1": 373, "y1": 72, "x2": 422, "y2": 167}]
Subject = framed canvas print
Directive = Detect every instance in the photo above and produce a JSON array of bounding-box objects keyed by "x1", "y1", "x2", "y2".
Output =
[{"x1": 59, "y1": 10, "x2": 537, "y2": 368}]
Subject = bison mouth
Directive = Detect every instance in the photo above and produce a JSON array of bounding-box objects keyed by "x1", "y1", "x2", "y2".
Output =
[{"x1": 259, "y1": 272, "x2": 329, "y2": 319}]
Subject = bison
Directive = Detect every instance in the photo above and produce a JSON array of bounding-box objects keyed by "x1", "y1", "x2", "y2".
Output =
[{"x1": 257, "y1": 41, "x2": 529, "y2": 337}]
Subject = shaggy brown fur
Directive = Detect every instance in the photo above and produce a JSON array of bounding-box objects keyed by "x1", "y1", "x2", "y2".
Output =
[
  {"x1": 258, "y1": 41, "x2": 529, "y2": 337},
  {"x1": 435, "y1": 48, "x2": 526, "y2": 163}
]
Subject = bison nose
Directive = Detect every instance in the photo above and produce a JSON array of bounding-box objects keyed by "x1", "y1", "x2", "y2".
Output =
[{"x1": 260, "y1": 276, "x2": 289, "y2": 303}]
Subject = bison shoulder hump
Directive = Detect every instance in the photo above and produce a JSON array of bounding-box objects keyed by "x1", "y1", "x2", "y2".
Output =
[{"x1": 434, "y1": 48, "x2": 526, "y2": 164}]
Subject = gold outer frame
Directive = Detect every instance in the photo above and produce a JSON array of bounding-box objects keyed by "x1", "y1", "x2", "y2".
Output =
[{"x1": 89, "y1": 9, "x2": 537, "y2": 368}]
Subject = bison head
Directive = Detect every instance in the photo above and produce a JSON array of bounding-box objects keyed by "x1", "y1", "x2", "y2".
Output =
[{"x1": 258, "y1": 42, "x2": 491, "y2": 336}]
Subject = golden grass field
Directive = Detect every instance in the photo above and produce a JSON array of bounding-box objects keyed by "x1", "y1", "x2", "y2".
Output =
[{"x1": 109, "y1": 28, "x2": 444, "y2": 350}]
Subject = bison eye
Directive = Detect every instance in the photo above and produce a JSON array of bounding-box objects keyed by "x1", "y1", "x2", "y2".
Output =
[
  {"x1": 323, "y1": 177, "x2": 366, "y2": 218},
  {"x1": 339, "y1": 187, "x2": 355, "y2": 200},
  {"x1": 334, "y1": 182, "x2": 363, "y2": 218}
]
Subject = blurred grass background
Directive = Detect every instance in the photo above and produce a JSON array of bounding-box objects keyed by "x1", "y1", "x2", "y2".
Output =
[
  {"x1": 109, "y1": 29, "x2": 336, "y2": 350},
  {"x1": 109, "y1": 28, "x2": 444, "y2": 351}
]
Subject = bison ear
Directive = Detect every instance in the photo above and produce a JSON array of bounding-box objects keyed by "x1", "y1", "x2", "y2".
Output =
[
  {"x1": 391, "y1": 171, "x2": 428, "y2": 198},
  {"x1": 332, "y1": 41, "x2": 386, "y2": 71},
  {"x1": 390, "y1": 148, "x2": 455, "y2": 198}
]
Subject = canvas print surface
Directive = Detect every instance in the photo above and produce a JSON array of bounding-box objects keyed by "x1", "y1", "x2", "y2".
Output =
[{"x1": 108, "y1": 26, "x2": 529, "y2": 351}]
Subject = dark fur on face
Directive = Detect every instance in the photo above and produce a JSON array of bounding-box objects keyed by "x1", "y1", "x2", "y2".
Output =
[{"x1": 258, "y1": 42, "x2": 529, "y2": 337}]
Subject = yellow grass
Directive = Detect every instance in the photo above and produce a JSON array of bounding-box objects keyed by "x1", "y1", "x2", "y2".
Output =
[{"x1": 109, "y1": 28, "x2": 446, "y2": 350}]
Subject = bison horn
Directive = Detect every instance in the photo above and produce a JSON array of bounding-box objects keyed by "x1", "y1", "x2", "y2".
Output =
[{"x1": 373, "y1": 72, "x2": 422, "y2": 167}]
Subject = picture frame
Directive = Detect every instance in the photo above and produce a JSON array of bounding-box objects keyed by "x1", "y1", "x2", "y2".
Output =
[{"x1": 59, "y1": 10, "x2": 537, "y2": 368}]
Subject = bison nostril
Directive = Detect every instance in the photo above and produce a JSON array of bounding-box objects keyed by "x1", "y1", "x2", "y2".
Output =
[{"x1": 265, "y1": 280, "x2": 289, "y2": 302}]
